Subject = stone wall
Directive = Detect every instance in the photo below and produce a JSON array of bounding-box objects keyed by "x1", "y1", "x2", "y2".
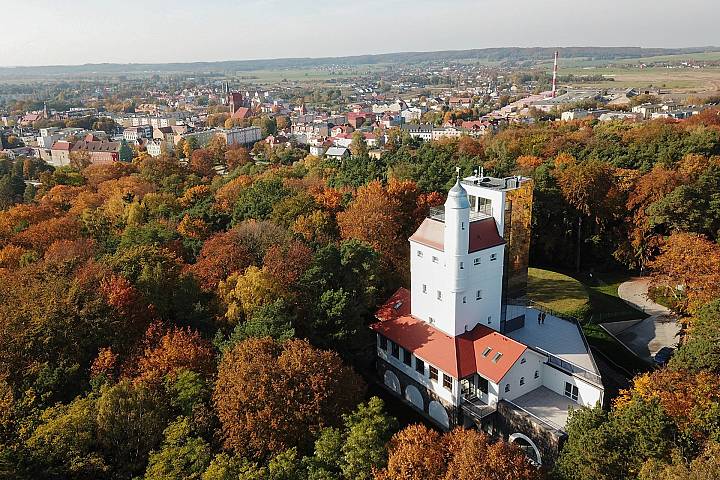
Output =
[
  {"x1": 495, "y1": 400, "x2": 566, "y2": 467},
  {"x1": 376, "y1": 358, "x2": 460, "y2": 429}
]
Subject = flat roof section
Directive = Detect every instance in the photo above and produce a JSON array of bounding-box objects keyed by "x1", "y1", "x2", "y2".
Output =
[
  {"x1": 510, "y1": 386, "x2": 576, "y2": 431},
  {"x1": 505, "y1": 305, "x2": 599, "y2": 375}
]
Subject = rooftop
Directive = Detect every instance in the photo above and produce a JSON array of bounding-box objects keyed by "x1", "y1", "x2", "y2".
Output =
[
  {"x1": 372, "y1": 288, "x2": 527, "y2": 383},
  {"x1": 409, "y1": 217, "x2": 505, "y2": 253},
  {"x1": 505, "y1": 304, "x2": 600, "y2": 378},
  {"x1": 508, "y1": 386, "x2": 576, "y2": 431}
]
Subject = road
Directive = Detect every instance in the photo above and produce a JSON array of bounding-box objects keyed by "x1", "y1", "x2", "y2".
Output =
[{"x1": 601, "y1": 277, "x2": 680, "y2": 361}]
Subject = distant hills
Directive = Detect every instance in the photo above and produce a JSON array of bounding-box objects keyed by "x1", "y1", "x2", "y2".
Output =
[{"x1": 1, "y1": 46, "x2": 718, "y2": 77}]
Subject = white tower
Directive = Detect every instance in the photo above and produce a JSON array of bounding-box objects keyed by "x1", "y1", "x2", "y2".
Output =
[
  {"x1": 444, "y1": 176, "x2": 470, "y2": 296},
  {"x1": 409, "y1": 174, "x2": 506, "y2": 337}
]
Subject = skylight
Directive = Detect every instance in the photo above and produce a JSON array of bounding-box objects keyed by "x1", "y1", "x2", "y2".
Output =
[
  {"x1": 482, "y1": 347, "x2": 492, "y2": 357},
  {"x1": 492, "y1": 352, "x2": 503, "y2": 363}
]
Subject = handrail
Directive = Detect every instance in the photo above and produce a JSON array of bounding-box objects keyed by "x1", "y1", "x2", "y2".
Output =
[{"x1": 508, "y1": 299, "x2": 603, "y2": 380}]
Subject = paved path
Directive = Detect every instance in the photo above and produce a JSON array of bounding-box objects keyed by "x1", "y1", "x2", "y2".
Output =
[{"x1": 602, "y1": 277, "x2": 680, "y2": 361}]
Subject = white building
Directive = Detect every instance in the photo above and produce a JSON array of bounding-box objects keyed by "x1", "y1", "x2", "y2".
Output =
[
  {"x1": 372, "y1": 174, "x2": 603, "y2": 467},
  {"x1": 218, "y1": 126, "x2": 262, "y2": 146}
]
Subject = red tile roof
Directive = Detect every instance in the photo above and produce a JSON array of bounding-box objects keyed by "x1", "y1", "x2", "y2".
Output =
[
  {"x1": 372, "y1": 288, "x2": 526, "y2": 383},
  {"x1": 231, "y1": 107, "x2": 251, "y2": 120},
  {"x1": 409, "y1": 217, "x2": 505, "y2": 253}
]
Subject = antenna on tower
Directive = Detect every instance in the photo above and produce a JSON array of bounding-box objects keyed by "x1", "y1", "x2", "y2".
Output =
[{"x1": 551, "y1": 50, "x2": 559, "y2": 98}]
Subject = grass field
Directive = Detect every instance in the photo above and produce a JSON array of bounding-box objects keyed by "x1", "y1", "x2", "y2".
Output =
[
  {"x1": 527, "y1": 268, "x2": 652, "y2": 374},
  {"x1": 527, "y1": 267, "x2": 589, "y2": 315}
]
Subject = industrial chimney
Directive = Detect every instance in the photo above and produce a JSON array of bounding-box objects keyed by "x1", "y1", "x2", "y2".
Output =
[{"x1": 551, "y1": 51, "x2": 559, "y2": 98}]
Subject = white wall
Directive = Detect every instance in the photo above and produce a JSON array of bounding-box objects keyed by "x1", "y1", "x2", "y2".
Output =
[
  {"x1": 377, "y1": 336, "x2": 457, "y2": 405},
  {"x1": 501, "y1": 350, "x2": 546, "y2": 401},
  {"x1": 541, "y1": 364, "x2": 603, "y2": 408},
  {"x1": 410, "y1": 240, "x2": 505, "y2": 335}
]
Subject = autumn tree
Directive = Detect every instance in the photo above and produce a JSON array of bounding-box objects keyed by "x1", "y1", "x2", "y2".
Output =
[
  {"x1": 648, "y1": 233, "x2": 720, "y2": 314},
  {"x1": 555, "y1": 159, "x2": 619, "y2": 271},
  {"x1": 190, "y1": 149, "x2": 216, "y2": 177},
  {"x1": 225, "y1": 145, "x2": 251, "y2": 170},
  {"x1": 133, "y1": 326, "x2": 215, "y2": 385},
  {"x1": 213, "y1": 338, "x2": 365, "y2": 459}
]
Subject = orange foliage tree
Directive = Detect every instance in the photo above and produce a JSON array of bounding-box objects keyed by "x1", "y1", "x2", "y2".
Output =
[
  {"x1": 648, "y1": 233, "x2": 720, "y2": 314},
  {"x1": 375, "y1": 424, "x2": 540, "y2": 480},
  {"x1": 213, "y1": 337, "x2": 365, "y2": 459}
]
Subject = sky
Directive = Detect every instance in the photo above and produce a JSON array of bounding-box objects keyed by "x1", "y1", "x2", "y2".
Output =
[{"x1": 4, "y1": 0, "x2": 720, "y2": 67}]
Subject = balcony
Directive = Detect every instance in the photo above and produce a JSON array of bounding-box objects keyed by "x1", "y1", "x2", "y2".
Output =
[
  {"x1": 429, "y1": 203, "x2": 492, "y2": 223},
  {"x1": 461, "y1": 395, "x2": 496, "y2": 420}
]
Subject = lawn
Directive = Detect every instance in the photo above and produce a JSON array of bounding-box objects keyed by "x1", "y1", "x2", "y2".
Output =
[
  {"x1": 527, "y1": 268, "x2": 652, "y2": 375},
  {"x1": 527, "y1": 268, "x2": 589, "y2": 317}
]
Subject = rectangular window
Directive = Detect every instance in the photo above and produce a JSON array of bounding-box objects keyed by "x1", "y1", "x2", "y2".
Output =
[
  {"x1": 403, "y1": 349, "x2": 412, "y2": 366},
  {"x1": 417, "y1": 250, "x2": 423, "y2": 258},
  {"x1": 379, "y1": 335, "x2": 387, "y2": 350},
  {"x1": 415, "y1": 358, "x2": 425, "y2": 374},
  {"x1": 429, "y1": 366, "x2": 438, "y2": 381},
  {"x1": 459, "y1": 261, "x2": 464, "y2": 269},
  {"x1": 564, "y1": 382, "x2": 579, "y2": 401},
  {"x1": 437, "y1": 290, "x2": 442, "y2": 301},
  {"x1": 391, "y1": 342, "x2": 399, "y2": 359},
  {"x1": 443, "y1": 373, "x2": 453, "y2": 391},
  {"x1": 432, "y1": 256, "x2": 439, "y2": 264},
  {"x1": 474, "y1": 257, "x2": 481, "y2": 265},
  {"x1": 422, "y1": 284, "x2": 427, "y2": 294},
  {"x1": 490, "y1": 253, "x2": 497, "y2": 261},
  {"x1": 462, "y1": 296, "x2": 466, "y2": 303},
  {"x1": 520, "y1": 377, "x2": 525, "y2": 386},
  {"x1": 476, "y1": 290, "x2": 482, "y2": 300},
  {"x1": 534, "y1": 370, "x2": 539, "y2": 379}
]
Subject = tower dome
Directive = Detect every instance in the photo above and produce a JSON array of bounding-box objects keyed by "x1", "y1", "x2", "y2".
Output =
[{"x1": 445, "y1": 178, "x2": 471, "y2": 209}]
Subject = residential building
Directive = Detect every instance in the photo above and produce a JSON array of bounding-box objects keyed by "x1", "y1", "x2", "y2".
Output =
[
  {"x1": 372, "y1": 174, "x2": 603, "y2": 467},
  {"x1": 71, "y1": 140, "x2": 121, "y2": 164},
  {"x1": 50, "y1": 141, "x2": 72, "y2": 166},
  {"x1": 402, "y1": 123, "x2": 433, "y2": 141},
  {"x1": 218, "y1": 126, "x2": 262, "y2": 146},
  {"x1": 123, "y1": 125, "x2": 153, "y2": 144},
  {"x1": 324, "y1": 146, "x2": 349, "y2": 159}
]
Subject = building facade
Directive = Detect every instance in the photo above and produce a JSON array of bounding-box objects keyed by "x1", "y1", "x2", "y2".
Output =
[{"x1": 372, "y1": 174, "x2": 604, "y2": 467}]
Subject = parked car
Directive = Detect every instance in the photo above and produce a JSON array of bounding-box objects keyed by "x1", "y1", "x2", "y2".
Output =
[{"x1": 653, "y1": 346, "x2": 675, "y2": 366}]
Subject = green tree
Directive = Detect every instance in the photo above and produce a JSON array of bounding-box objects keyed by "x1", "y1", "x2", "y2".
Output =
[
  {"x1": 669, "y1": 300, "x2": 720, "y2": 373},
  {"x1": 144, "y1": 417, "x2": 213, "y2": 480},
  {"x1": 119, "y1": 139, "x2": 133, "y2": 162}
]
